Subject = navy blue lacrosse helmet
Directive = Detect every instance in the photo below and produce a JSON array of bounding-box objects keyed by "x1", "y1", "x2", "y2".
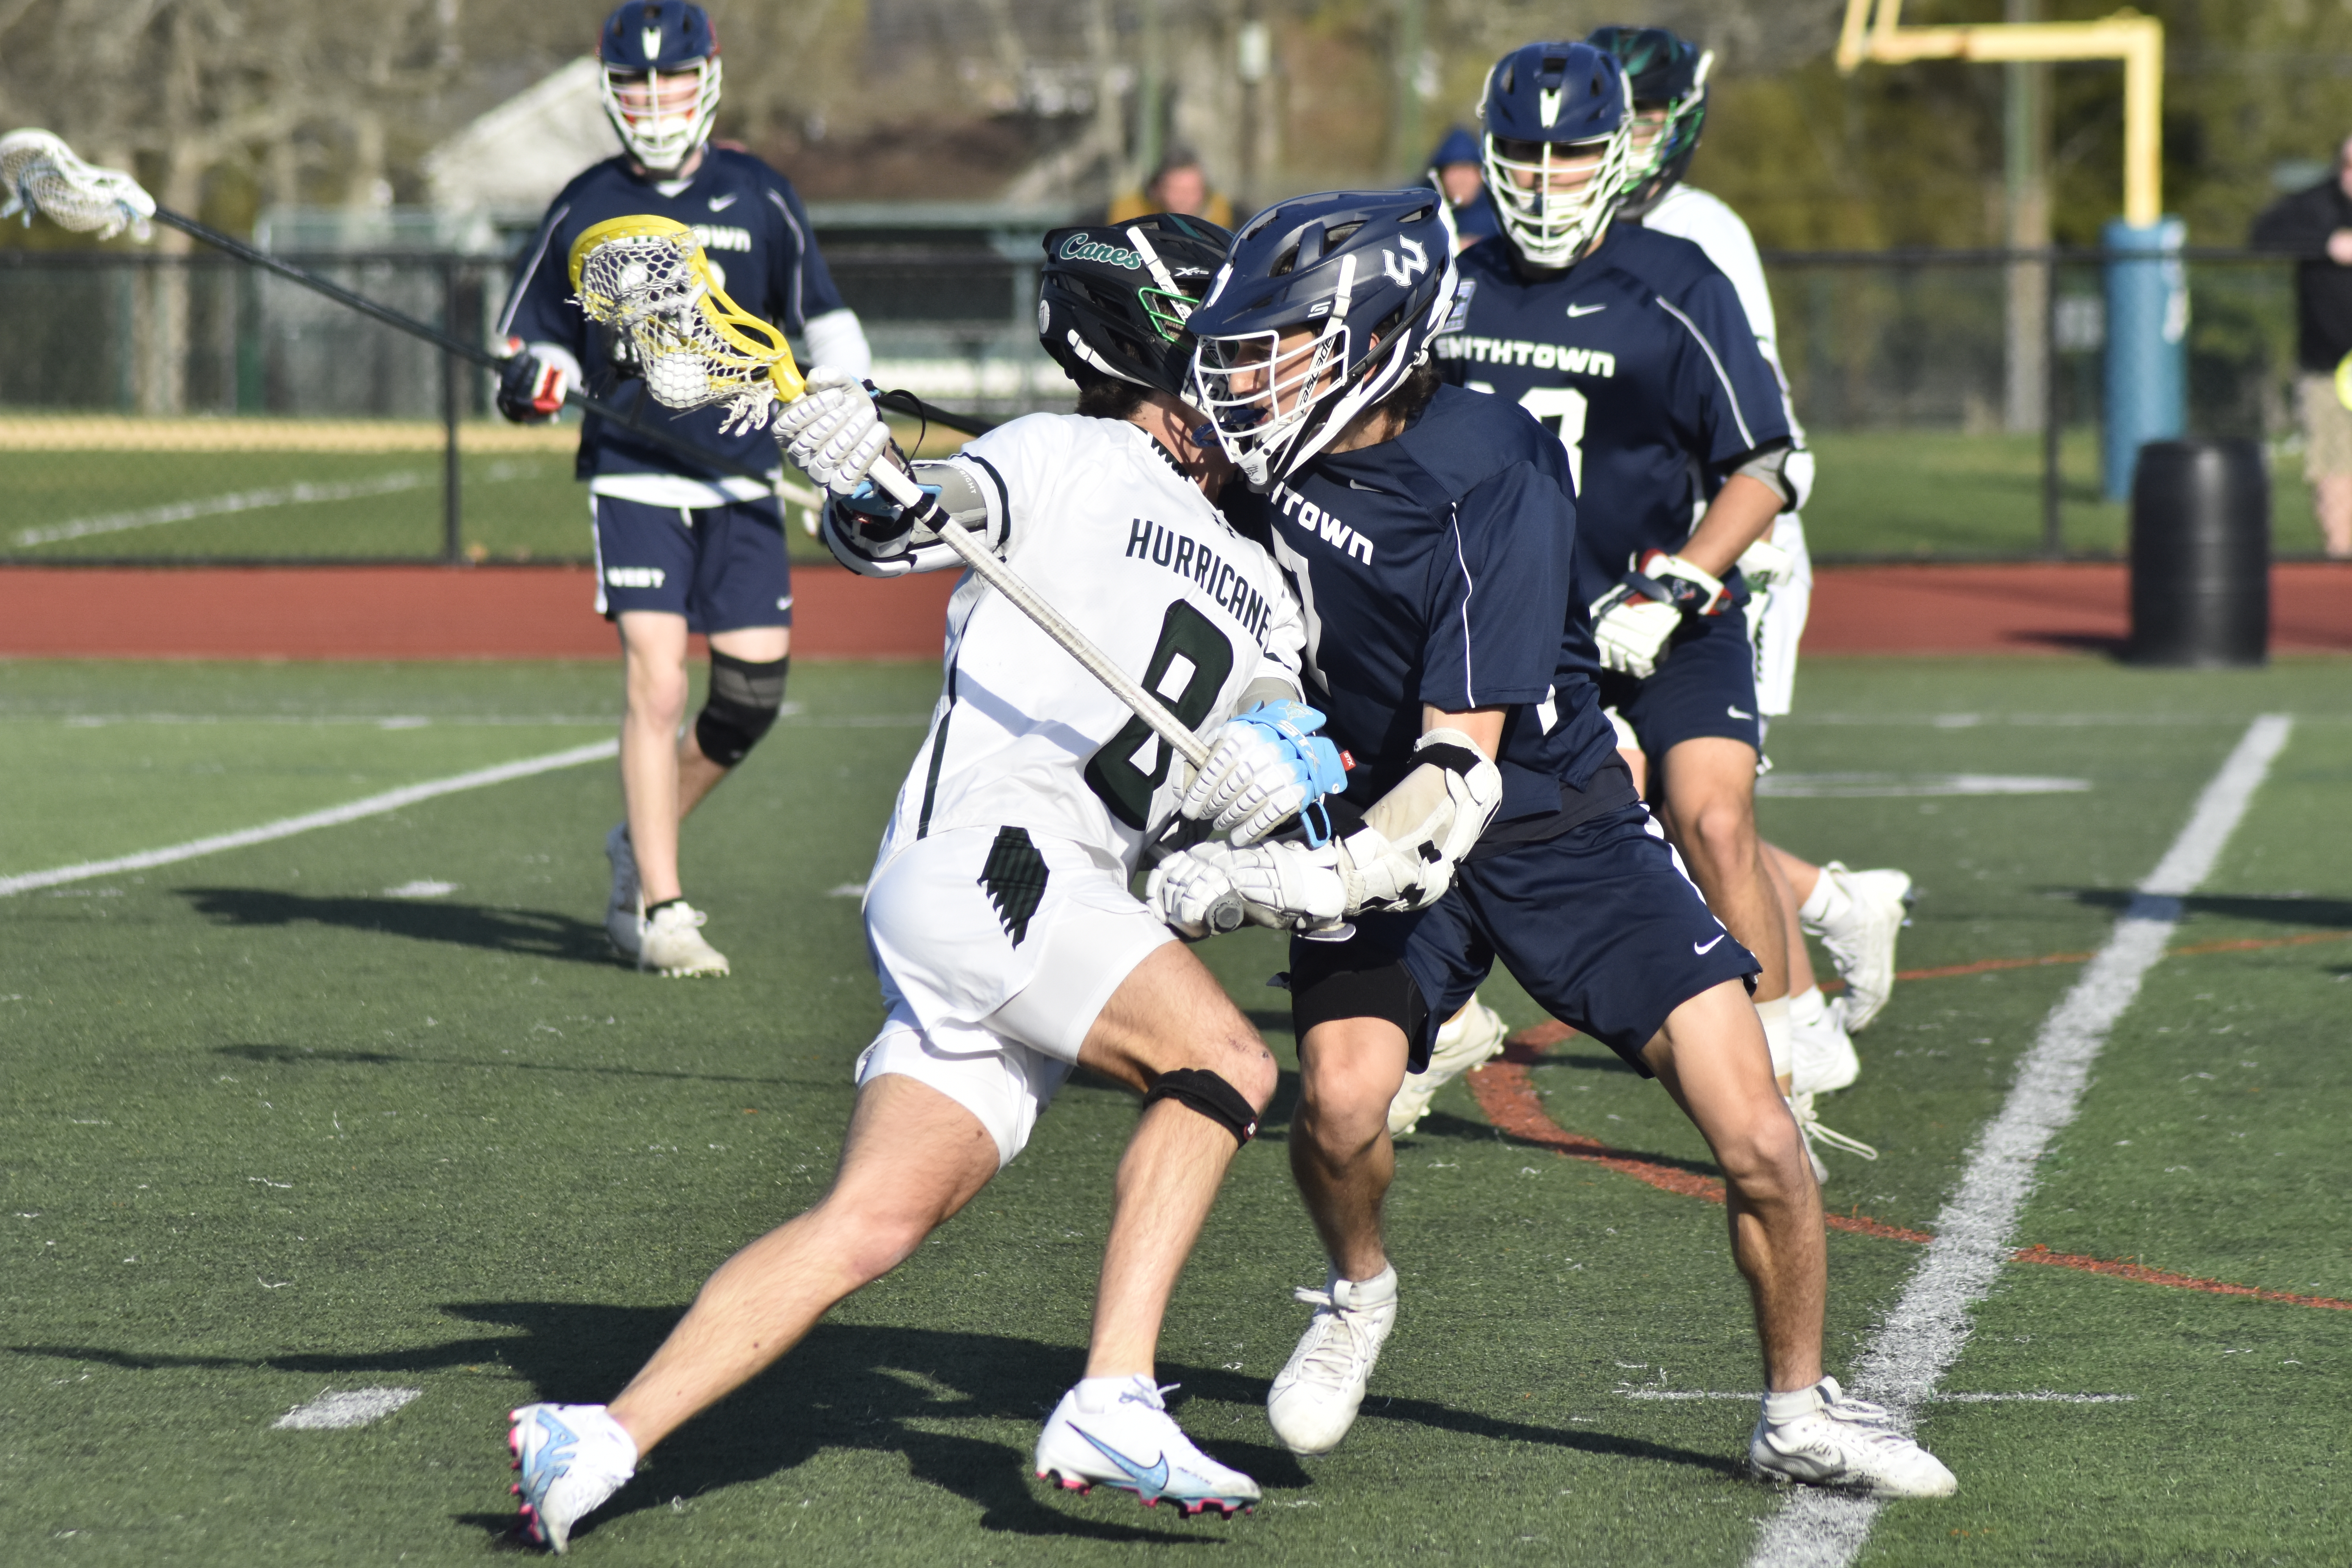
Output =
[
  {"x1": 597, "y1": 2, "x2": 723, "y2": 172},
  {"x1": 1185, "y1": 189, "x2": 1457, "y2": 488},
  {"x1": 1587, "y1": 26, "x2": 1713, "y2": 218},
  {"x1": 1479, "y1": 40, "x2": 1634, "y2": 268}
]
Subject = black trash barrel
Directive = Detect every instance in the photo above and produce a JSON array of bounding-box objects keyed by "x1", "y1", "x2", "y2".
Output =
[{"x1": 2128, "y1": 439, "x2": 2269, "y2": 666}]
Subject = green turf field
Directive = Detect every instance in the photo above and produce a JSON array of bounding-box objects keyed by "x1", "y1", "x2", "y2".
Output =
[{"x1": 4, "y1": 655, "x2": 2349, "y2": 1564}]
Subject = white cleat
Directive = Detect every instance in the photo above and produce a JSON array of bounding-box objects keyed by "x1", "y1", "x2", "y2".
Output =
[
  {"x1": 1808, "y1": 863, "x2": 1912, "y2": 1033},
  {"x1": 1789, "y1": 1091, "x2": 1877, "y2": 1183},
  {"x1": 509, "y1": 1402, "x2": 638, "y2": 1553},
  {"x1": 1750, "y1": 1377, "x2": 1957, "y2": 1498},
  {"x1": 639, "y1": 900, "x2": 730, "y2": 978},
  {"x1": 1267, "y1": 1265, "x2": 1397, "y2": 1455},
  {"x1": 1790, "y1": 993, "x2": 1861, "y2": 1096},
  {"x1": 1388, "y1": 998, "x2": 1510, "y2": 1137},
  {"x1": 604, "y1": 824, "x2": 641, "y2": 960},
  {"x1": 1033, "y1": 1375, "x2": 1258, "y2": 1516}
]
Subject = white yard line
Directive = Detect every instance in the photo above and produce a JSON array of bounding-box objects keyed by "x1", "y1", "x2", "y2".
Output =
[
  {"x1": 1746, "y1": 713, "x2": 2292, "y2": 1568},
  {"x1": 0, "y1": 739, "x2": 617, "y2": 897},
  {"x1": 15, "y1": 473, "x2": 430, "y2": 547},
  {"x1": 272, "y1": 1387, "x2": 421, "y2": 1430}
]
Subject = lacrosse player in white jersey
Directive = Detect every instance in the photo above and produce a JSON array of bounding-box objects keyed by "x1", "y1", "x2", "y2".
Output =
[
  {"x1": 1594, "y1": 25, "x2": 1915, "y2": 1104},
  {"x1": 506, "y1": 214, "x2": 1350, "y2": 1550}
]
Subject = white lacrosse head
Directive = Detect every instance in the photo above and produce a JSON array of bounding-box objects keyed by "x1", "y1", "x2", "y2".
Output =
[
  {"x1": 569, "y1": 214, "x2": 804, "y2": 437},
  {"x1": 0, "y1": 129, "x2": 155, "y2": 242}
]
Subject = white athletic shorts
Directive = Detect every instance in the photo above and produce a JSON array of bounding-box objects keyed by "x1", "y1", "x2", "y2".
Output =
[
  {"x1": 855, "y1": 824, "x2": 1173, "y2": 1166},
  {"x1": 1750, "y1": 514, "x2": 1813, "y2": 720}
]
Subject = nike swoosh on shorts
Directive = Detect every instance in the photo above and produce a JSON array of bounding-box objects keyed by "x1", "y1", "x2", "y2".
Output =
[{"x1": 1695, "y1": 933, "x2": 1727, "y2": 955}]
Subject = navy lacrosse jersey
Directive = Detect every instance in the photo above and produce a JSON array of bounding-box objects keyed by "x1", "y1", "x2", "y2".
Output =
[
  {"x1": 1435, "y1": 224, "x2": 1791, "y2": 595},
  {"x1": 497, "y1": 149, "x2": 846, "y2": 483},
  {"x1": 1223, "y1": 384, "x2": 1621, "y2": 832}
]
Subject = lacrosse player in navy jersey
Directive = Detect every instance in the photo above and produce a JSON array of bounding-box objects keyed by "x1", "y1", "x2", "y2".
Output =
[
  {"x1": 1592, "y1": 24, "x2": 1914, "y2": 1103},
  {"x1": 1425, "y1": 42, "x2": 1882, "y2": 1166},
  {"x1": 1153, "y1": 187, "x2": 1955, "y2": 1497},
  {"x1": 495, "y1": 0, "x2": 872, "y2": 978}
]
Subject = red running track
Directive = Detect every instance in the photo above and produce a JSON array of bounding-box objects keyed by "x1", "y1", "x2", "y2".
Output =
[{"x1": 0, "y1": 560, "x2": 2344, "y2": 659}]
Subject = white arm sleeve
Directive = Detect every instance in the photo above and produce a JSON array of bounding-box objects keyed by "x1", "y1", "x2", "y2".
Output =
[{"x1": 802, "y1": 307, "x2": 873, "y2": 383}]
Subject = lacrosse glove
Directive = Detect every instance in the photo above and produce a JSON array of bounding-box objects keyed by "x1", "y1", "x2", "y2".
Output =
[
  {"x1": 1178, "y1": 700, "x2": 1348, "y2": 845},
  {"x1": 1588, "y1": 549, "x2": 1731, "y2": 679},
  {"x1": 495, "y1": 339, "x2": 579, "y2": 424},
  {"x1": 776, "y1": 364, "x2": 894, "y2": 497}
]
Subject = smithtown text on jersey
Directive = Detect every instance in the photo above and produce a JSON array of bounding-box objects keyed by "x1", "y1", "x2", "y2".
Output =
[
  {"x1": 1269, "y1": 482, "x2": 1376, "y2": 566},
  {"x1": 1123, "y1": 519, "x2": 1276, "y2": 645},
  {"x1": 1434, "y1": 336, "x2": 1619, "y2": 377}
]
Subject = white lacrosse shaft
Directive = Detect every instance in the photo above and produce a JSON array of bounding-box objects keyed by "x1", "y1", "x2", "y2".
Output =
[{"x1": 864, "y1": 460, "x2": 1211, "y2": 775}]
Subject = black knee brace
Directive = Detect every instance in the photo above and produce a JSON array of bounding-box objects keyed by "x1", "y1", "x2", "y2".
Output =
[
  {"x1": 695, "y1": 651, "x2": 789, "y2": 767},
  {"x1": 1142, "y1": 1067, "x2": 1259, "y2": 1146}
]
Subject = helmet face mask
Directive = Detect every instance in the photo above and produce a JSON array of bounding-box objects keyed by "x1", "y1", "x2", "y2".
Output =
[
  {"x1": 598, "y1": 2, "x2": 724, "y2": 174},
  {"x1": 1478, "y1": 41, "x2": 1636, "y2": 270},
  {"x1": 1586, "y1": 26, "x2": 1712, "y2": 218},
  {"x1": 1185, "y1": 190, "x2": 1458, "y2": 489}
]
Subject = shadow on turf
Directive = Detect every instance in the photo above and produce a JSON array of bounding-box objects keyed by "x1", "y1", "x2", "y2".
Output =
[
  {"x1": 2058, "y1": 889, "x2": 2352, "y2": 928},
  {"x1": 211, "y1": 1042, "x2": 808, "y2": 1089},
  {"x1": 14, "y1": 1306, "x2": 1736, "y2": 1548},
  {"x1": 178, "y1": 887, "x2": 614, "y2": 966}
]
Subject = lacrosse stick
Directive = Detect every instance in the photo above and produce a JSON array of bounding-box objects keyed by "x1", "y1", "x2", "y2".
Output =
[
  {"x1": 573, "y1": 213, "x2": 1290, "y2": 933},
  {"x1": 0, "y1": 131, "x2": 995, "y2": 491}
]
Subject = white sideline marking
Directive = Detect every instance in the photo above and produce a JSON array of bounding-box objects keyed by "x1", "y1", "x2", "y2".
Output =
[
  {"x1": 1619, "y1": 1389, "x2": 2133, "y2": 1404},
  {"x1": 1747, "y1": 713, "x2": 2292, "y2": 1568},
  {"x1": 382, "y1": 880, "x2": 459, "y2": 898},
  {"x1": 0, "y1": 740, "x2": 618, "y2": 897},
  {"x1": 1758, "y1": 773, "x2": 2089, "y2": 799},
  {"x1": 273, "y1": 1387, "x2": 421, "y2": 1430},
  {"x1": 16, "y1": 473, "x2": 430, "y2": 546}
]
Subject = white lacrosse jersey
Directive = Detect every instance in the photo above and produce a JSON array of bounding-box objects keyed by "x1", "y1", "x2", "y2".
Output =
[{"x1": 876, "y1": 414, "x2": 1307, "y2": 877}]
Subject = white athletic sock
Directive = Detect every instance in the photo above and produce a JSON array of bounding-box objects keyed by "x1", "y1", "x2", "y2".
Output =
[
  {"x1": 1757, "y1": 997, "x2": 1792, "y2": 1080},
  {"x1": 1330, "y1": 1261, "x2": 1399, "y2": 1307},
  {"x1": 1074, "y1": 1374, "x2": 1156, "y2": 1414},
  {"x1": 1763, "y1": 1381, "x2": 1826, "y2": 1425},
  {"x1": 1788, "y1": 984, "x2": 1829, "y2": 1026},
  {"x1": 1799, "y1": 869, "x2": 1849, "y2": 929}
]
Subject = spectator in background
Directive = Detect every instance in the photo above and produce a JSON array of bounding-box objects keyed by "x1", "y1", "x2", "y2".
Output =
[
  {"x1": 1109, "y1": 147, "x2": 1235, "y2": 227},
  {"x1": 1426, "y1": 125, "x2": 1499, "y2": 250},
  {"x1": 2252, "y1": 135, "x2": 2352, "y2": 558}
]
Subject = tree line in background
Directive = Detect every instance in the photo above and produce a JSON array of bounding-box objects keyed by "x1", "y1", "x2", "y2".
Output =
[{"x1": 1, "y1": 0, "x2": 2350, "y2": 250}]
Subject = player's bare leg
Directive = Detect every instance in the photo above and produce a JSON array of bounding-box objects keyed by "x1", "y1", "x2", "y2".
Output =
[
  {"x1": 1069, "y1": 944, "x2": 1278, "y2": 1376},
  {"x1": 615, "y1": 614, "x2": 788, "y2": 905},
  {"x1": 1291, "y1": 1017, "x2": 1410, "y2": 1281},
  {"x1": 1653, "y1": 736, "x2": 1787, "y2": 1005},
  {"x1": 607, "y1": 1073, "x2": 1000, "y2": 1455},
  {"x1": 2318, "y1": 472, "x2": 2352, "y2": 559},
  {"x1": 1638, "y1": 979, "x2": 1823, "y2": 1388}
]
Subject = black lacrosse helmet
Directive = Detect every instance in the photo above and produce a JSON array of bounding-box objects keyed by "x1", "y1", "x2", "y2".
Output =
[
  {"x1": 1586, "y1": 25, "x2": 1711, "y2": 218},
  {"x1": 1037, "y1": 213, "x2": 1234, "y2": 396}
]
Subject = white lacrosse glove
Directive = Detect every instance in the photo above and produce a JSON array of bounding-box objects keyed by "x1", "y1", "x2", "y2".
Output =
[
  {"x1": 1148, "y1": 840, "x2": 1348, "y2": 937},
  {"x1": 775, "y1": 365, "x2": 892, "y2": 496},
  {"x1": 1734, "y1": 535, "x2": 1795, "y2": 592},
  {"x1": 1588, "y1": 550, "x2": 1730, "y2": 679},
  {"x1": 1179, "y1": 700, "x2": 1348, "y2": 845}
]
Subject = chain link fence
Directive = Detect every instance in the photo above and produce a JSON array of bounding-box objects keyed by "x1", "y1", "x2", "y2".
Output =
[{"x1": 0, "y1": 243, "x2": 2330, "y2": 564}]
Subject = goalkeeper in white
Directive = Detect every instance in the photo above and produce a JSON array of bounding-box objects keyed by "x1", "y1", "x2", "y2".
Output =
[{"x1": 506, "y1": 216, "x2": 1346, "y2": 1550}]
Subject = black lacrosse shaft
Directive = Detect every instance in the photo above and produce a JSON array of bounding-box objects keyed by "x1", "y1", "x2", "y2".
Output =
[{"x1": 147, "y1": 206, "x2": 998, "y2": 473}]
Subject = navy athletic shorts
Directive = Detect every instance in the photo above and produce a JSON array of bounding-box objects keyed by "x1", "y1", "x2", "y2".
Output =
[
  {"x1": 1597, "y1": 593, "x2": 1760, "y2": 761},
  {"x1": 591, "y1": 493, "x2": 793, "y2": 633},
  {"x1": 1287, "y1": 802, "x2": 1759, "y2": 1075}
]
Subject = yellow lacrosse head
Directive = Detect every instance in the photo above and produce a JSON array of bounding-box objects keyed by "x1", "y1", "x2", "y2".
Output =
[{"x1": 567, "y1": 214, "x2": 806, "y2": 403}]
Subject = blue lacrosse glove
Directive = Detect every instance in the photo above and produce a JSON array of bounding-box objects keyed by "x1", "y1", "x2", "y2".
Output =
[{"x1": 1178, "y1": 699, "x2": 1349, "y2": 846}]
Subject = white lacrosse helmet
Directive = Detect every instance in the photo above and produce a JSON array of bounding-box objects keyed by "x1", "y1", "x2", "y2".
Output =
[{"x1": 597, "y1": 1, "x2": 724, "y2": 174}]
